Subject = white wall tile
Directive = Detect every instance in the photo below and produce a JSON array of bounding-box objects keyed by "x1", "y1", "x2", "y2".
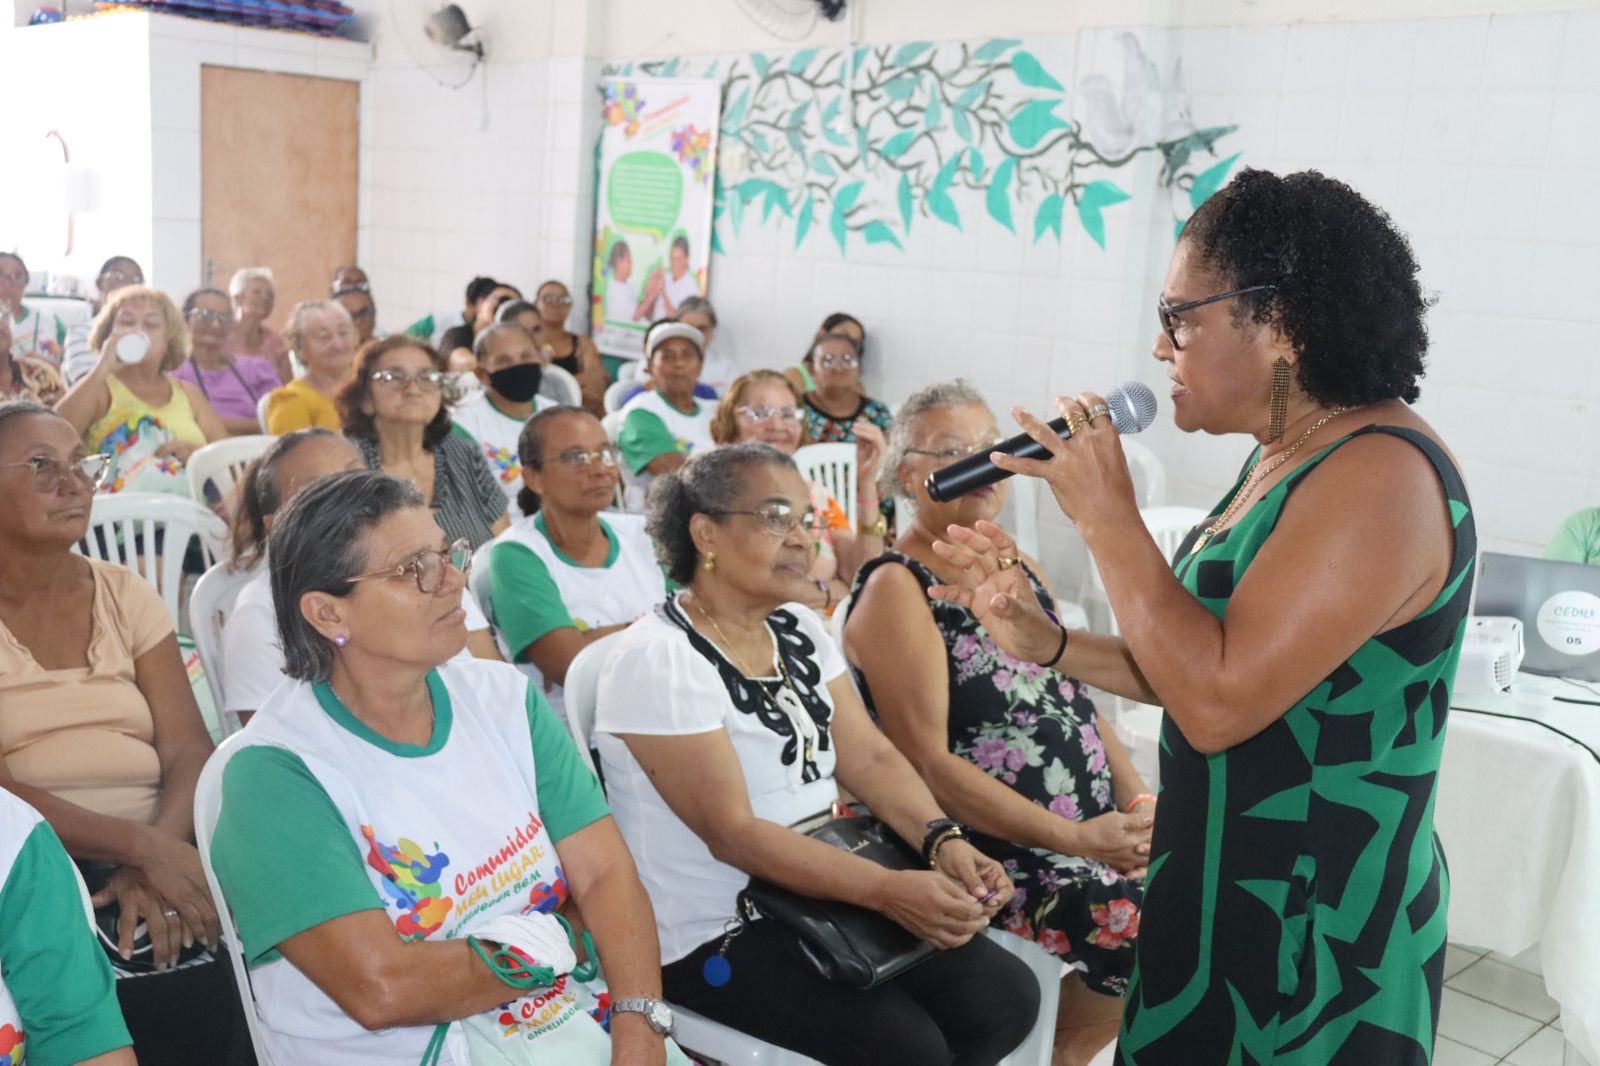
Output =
[
  {"x1": 1274, "y1": 93, "x2": 1343, "y2": 162},
  {"x1": 1483, "y1": 14, "x2": 1566, "y2": 91},
  {"x1": 1410, "y1": 17, "x2": 1488, "y2": 91},
  {"x1": 1558, "y1": 11, "x2": 1600, "y2": 90},
  {"x1": 1282, "y1": 23, "x2": 1352, "y2": 94},
  {"x1": 1403, "y1": 90, "x2": 1480, "y2": 166},
  {"x1": 1338, "y1": 91, "x2": 1408, "y2": 163},
  {"x1": 150, "y1": 127, "x2": 201, "y2": 223},
  {"x1": 1344, "y1": 20, "x2": 1417, "y2": 94},
  {"x1": 1546, "y1": 91, "x2": 1600, "y2": 168}
]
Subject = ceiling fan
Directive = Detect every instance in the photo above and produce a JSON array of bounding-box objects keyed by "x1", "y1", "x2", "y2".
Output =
[{"x1": 731, "y1": 0, "x2": 847, "y2": 41}]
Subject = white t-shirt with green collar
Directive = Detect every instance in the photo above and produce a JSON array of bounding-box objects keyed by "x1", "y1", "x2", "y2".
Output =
[
  {"x1": 7, "y1": 305, "x2": 65, "y2": 367},
  {"x1": 0, "y1": 789, "x2": 132, "y2": 1066},
  {"x1": 209, "y1": 658, "x2": 609, "y2": 1066},
  {"x1": 451, "y1": 391, "x2": 556, "y2": 519},
  {"x1": 484, "y1": 512, "x2": 668, "y2": 723}
]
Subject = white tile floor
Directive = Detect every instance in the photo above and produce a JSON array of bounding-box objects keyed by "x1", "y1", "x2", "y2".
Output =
[{"x1": 1440, "y1": 943, "x2": 1589, "y2": 1066}]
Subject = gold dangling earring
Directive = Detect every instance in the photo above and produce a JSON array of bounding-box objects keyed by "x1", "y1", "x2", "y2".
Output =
[
  {"x1": 701, "y1": 552, "x2": 716, "y2": 572},
  {"x1": 1268, "y1": 356, "x2": 1292, "y2": 442}
]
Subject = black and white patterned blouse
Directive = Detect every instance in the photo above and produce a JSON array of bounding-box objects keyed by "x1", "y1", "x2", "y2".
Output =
[{"x1": 352, "y1": 429, "x2": 507, "y2": 549}]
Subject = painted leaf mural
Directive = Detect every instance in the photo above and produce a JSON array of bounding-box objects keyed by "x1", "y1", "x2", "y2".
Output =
[{"x1": 615, "y1": 32, "x2": 1242, "y2": 256}]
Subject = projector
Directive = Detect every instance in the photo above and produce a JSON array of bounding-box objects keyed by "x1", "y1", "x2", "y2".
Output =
[{"x1": 1455, "y1": 616, "x2": 1524, "y2": 695}]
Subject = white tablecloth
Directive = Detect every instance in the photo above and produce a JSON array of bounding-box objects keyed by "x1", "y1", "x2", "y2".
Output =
[{"x1": 1437, "y1": 672, "x2": 1600, "y2": 1065}]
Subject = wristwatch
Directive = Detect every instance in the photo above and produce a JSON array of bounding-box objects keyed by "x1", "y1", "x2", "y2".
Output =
[{"x1": 612, "y1": 997, "x2": 675, "y2": 1036}]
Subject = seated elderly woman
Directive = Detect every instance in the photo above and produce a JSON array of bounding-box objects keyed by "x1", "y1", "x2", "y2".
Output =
[
  {"x1": 339, "y1": 334, "x2": 508, "y2": 549},
  {"x1": 173, "y1": 287, "x2": 282, "y2": 436},
  {"x1": 0, "y1": 401, "x2": 249, "y2": 1062},
  {"x1": 784, "y1": 311, "x2": 865, "y2": 398},
  {"x1": 0, "y1": 789, "x2": 137, "y2": 1066},
  {"x1": 526, "y1": 281, "x2": 610, "y2": 416},
  {"x1": 485, "y1": 406, "x2": 667, "y2": 723},
  {"x1": 54, "y1": 285, "x2": 228, "y2": 495},
  {"x1": 615, "y1": 321, "x2": 715, "y2": 508},
  {"x1": 210, "y1": 469, "x2": 684, "y2": 1065},
  {"x1": 594, "y1": 443, "x2": 1040, "y2": 1066},
  {"x1": 221, "y1": 429, "x2": 501, "y2": 726},
  {"x1": 225, "y1": 266, "x2": 292, "y2": 383},
  {"x1": 709, "y1": 370, "x2": 886, "y2": 613},
  {"x1": 0, "y1": 251, "x2": 64, "y2": 368},
  {"x1": 844, "y1": 380, "x2": 1152, "y2": 1066},
  {"x1": 0, "y1": 310, "x2": 65, "y2": 405},
  {"x1": 264, "y1": 299, "x2": 358, "y2": 434}
]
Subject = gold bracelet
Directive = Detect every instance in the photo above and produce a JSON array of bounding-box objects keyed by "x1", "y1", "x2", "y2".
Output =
[
  {"x1": 926, "y1": 828, "x2": 965, "y2": 869},
  {"x1": 859, "y1": 514, "x2": 888, "y2": 538}
]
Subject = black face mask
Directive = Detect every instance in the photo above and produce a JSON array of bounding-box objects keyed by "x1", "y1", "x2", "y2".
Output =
[{"x1": 488, "y1": 362, "x2": 542, "y2": 403}]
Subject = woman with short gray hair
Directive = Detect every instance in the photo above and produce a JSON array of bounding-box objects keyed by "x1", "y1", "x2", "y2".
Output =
[
  {"x1": 225, "y1": 266, "x2": 292, "y2": 383},
  {"x1": 209, "y1": 468, "x2": 681, "y2": 1065},
  {"x1": 847, "y1": 380, "x2": 1151, "y2": 1066},
  {"x1": 262, "y1": 300, "x2": 357, "y2": 434}
]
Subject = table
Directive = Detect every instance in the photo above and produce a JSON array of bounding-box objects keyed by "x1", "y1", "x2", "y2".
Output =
[{"x1": 1437, "y1": 672, "x2": 1600, "y2": 1065}]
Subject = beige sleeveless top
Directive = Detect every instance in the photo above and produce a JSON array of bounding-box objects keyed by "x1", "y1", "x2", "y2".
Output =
[{"x1": 0, "y1": 560, "x2": 172, "y2": 823}]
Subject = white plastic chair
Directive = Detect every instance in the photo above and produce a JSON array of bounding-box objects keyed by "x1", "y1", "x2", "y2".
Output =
[
  {"x1": 603, "y1": 408, "x2": 649, "y2": 512},
  {"x1": 793, "y1": 442, "x2": 858, "y2": 531},
  {"x1": 1011, "y1": 475, "x2": 1040, "y2": 561},
  {"x1": 1091, "y1": 505, "x2": 1209, "y2": 636},
  {"x1": 603, "y1": 378, "x2": 633, "y2": 414},
  {"x1": 255, "y1": 393, "x2": 273, "y2": 432},
  {"x1": 541, "y1": 363, "x2": 583, "y2": 407},
  {"x1": 616, "y1": 359, "x2": 643, "y2": 385},
  {"x1": 188, "y1": 561, "x2": 263, "y2": 735},
  {"x1": 560, "y1": 631, "x2": 623, "y2": 778},
  {"x1": 186, "y1": 435, "x2": 274, "y2": 506},
  {"x1": 985, "y1": 926, "x2": 1075, "y2": 1066},
  {"x1": 77, "y1": 492, "x2": 230, "y2": 626},
  {"x1": 1120, "y1": 439, "x2": 1166, "y2": 508},
  {"x1": 194, "y1": 733, "x2": 276, "y2": 1065}
]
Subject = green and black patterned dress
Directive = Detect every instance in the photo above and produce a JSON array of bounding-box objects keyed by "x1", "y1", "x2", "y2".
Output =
[{"x1": 1117, "y1": 426, "x2": 1476, "y2": 1065}]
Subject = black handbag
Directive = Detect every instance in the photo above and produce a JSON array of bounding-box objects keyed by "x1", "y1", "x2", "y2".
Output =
[{"x1": 737, "y1": 815, "x2": 938, "y2": 989}]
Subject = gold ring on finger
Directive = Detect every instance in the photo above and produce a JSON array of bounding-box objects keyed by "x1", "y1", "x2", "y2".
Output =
[
  {"x1": 996, "y1": 556, "x2": 1019, "y2": 570},
  {"x1": 1088, "y1": 403, "x2": 1109, "y2": 423},
  {"x1": 1065, "y1": 413, "x2": 1088, "y2": 434}
]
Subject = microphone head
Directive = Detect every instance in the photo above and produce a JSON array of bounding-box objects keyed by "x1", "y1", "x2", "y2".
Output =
[{"x1": 1106, "y1": 381, "x2": 1158, "y2": 435}]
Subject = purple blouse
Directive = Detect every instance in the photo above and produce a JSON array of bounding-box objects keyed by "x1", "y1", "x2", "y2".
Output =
[{"x1": 172, "y1": 356, "x2": 282, "y2": 423}]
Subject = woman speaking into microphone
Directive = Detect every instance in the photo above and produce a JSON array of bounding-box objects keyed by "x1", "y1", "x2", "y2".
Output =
[{"x1": 925, "y1": 169, "x2": 1475, "y2": 1066}]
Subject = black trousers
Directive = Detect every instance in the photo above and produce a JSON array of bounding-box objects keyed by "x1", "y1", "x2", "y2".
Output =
[
  {"x1": 115, "y1": 953, "x2": 256, "y2": 1066},
  {"x1": 663, "y1": 919, "x2": 1040, "y2": 1066}
]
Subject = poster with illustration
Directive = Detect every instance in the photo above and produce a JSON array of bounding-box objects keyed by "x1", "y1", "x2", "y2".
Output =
[{"x1": 590, "y1": 77, "x2": 721, "y2": 360}]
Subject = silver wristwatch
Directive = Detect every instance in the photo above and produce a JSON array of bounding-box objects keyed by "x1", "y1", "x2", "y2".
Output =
[{"x1": 611, "y1": 997, "x2": 675, "y2": 1036}]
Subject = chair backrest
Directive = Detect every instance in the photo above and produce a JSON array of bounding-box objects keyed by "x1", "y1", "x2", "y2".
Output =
[
  {"x1": 255, "y1": 392, "x2": 272, "y2": 433},
  {"x1": 188, "y1": 561, "x2": 263, "y2": 734},
  {"x1": 830, "y1": 591, "x2": 851, "y2": 652},
  {"x1": 602, "y1": 379, "x2": 632, "y2": 414},
  {"x1": 467, "y1": 541, "x2": 497, "y2": 628},
  {"x1": 561, "y1": 631, "x2": 624, "y2": 777},
  {"x1": 193, "y1": 733, "x2": 275, "y2": 1065},
  {"x1": 541, "y1": 364, "x2": 582, "y2": 407},
  {"x1": 1121, "y1": 438, "x2": 1166, "y2": 508},
  {"x1": 615, "y1": 359, "x2": 642, "y2": 385},
  {"x1": 1140, "y1": 505, "x2": 1210, "y2": 565},
  {"x1": 77, "y1": 492, "x2": 230, "y2": 626},
  {"x1": 186, "y1": 435, "x2": 275, "y2": 507},
  {"x1": 1010, "y1": 475, "x2": 1040, "y2": 561},
  {"x1": 602, "y1": 409, "x2": 647, "y2": 512},
  {"x1": 793, "y1": 442, "x2": 858, "y2": 531}
]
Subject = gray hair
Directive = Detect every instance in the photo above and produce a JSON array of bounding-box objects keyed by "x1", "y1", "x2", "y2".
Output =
[
  {"x1": 880, "y1": 378, "x2": 989, "y2": 500},
  {"x1": 646, "y1": 443, "x2": 796, "y2": 587},
  {"x1": 268, "y1": 469, "x2": 425, "y2": 682},
  {"x1": 229, "y1": 266, "x2": 274, "y2": 296},
  {"x1": 284, "y1": 299, "x2": 353, "y2": 353},
  {"x1": 676, "y1": 295, "x2": 717, "y2": 326}
]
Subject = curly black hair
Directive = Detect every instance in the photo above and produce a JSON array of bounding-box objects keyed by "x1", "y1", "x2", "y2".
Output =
[{"x1": 1182, "y1": 168, "x2": 1431, "y2": 406}]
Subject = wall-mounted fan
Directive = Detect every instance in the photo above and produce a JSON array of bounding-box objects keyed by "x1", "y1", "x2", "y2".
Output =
[{"x1": 732, "y1": 0, "x2": 846, "y2": 41}]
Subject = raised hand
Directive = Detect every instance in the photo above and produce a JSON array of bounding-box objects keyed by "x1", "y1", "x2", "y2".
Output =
[{"x1": 927, "y1": 520, "x2": 1063, "y2": 667}]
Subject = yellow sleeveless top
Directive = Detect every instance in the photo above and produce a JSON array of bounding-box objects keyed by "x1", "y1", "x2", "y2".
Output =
[{"x1": 85, "y1": 373, "x2": 206, "y2": 452}]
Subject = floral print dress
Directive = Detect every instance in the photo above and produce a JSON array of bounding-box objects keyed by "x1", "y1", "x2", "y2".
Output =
[{"x1": 851, "y1": 553, "x2": 1143, "y2": 995}]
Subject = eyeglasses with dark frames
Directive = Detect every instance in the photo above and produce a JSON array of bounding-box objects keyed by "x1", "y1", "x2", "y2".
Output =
[
  {"x1": 706, "y1": 501, "x2": 821, "y2": 538},
  {"x1": 1156, "y1": 285, "x2": 1277, "y2": 350},
  {"x1": 346, "y1": 538, "x2": 472, "y2": 594},
  {"x1": 904, "y1": 434, "x2": 1003, "y2": 463},
  {"x1": 371, "y1": 368, "x2": 446, "y2": 390},
  {"x1": 0, "y1": 453, "x2": 113, "y2": 493}
]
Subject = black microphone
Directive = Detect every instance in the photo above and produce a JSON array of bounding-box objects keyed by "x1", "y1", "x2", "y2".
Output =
[{"x1": 925, "y1": 382, "x2": 1159, "y2": 502}]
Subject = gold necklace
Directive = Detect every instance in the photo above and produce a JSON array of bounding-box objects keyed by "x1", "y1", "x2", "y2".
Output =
[
  {"x1": 1189, "y1": 407, "x2": 1347, "y2": 556},
  {"x1": 686, "y1": 594, "x2": 815, "y2": 763}
]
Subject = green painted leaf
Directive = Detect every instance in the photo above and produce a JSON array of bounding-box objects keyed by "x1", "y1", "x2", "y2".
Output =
[
  {"x1": 1174, "y1": 217, "x2": 1186, "y2": 241},
  {"x1": 711, "y1": 225, "x2": 725, "y2": 255},
  {"x1": 660, "y1": 57, "x2": 681, "y2": 77},
  {"x1": 972, "y1": 38, "x2": 1021, "y2": 61},
  {"x1": 822, "y1": 97, "x2": 841, "y2": 125},
  {"x1": 967, "y1": 147, "x2": 985, "y2": 179},
  {"x1": 1033, "y1": 193, "x2": 1064, "y2": 242},
  {"x1": 702, "y1": 61, "x2": 719, "y2": 78},
  {"x1": 737, "y1": 178, "x2": 773, "y2": 204},
  {"x1": 728, "y1": 188, "x2": 745, "y2": 236},
  {"x1": 823, "y1": 125, "x2": 851, "y2": 148},
  {"x1": 928, "y1": 154, "x2": 963, "y2": 230},
  {"x1": 1189, "y1": 152, "x2": 1242, "y2": 210},
  {"x1": 795, "y1": 194, "x2": 814, "y2": 248},
  {"x1": 924, "y1": 94, "x2": 942, "y2": 131},
  {"x1": 835, "y1": 180, "x2": 865, "y2": 213},
  {"x1": 951, "y1": 108, "x2": 973, "y2": 143},
  {"x1": 761, "y1": 185, "x2": 793, "y2": 223},
  {"x1": 955, "y1": 79, "x2": 989, "y2": 109},
  {"x1": 1008, "y1": 99, "x2": 1069, "y2": 149},
  {"x1": 852, "y1": 46, "x2": 869, "y2": 70},
  {"x1": 862, "y1": 221, "x2": 903, "y2": 249},
  {"x1": 1074, "y1": 181, "x2": 1131, "y2": 249},
  {"x1": 885, "y1": 74, "x2": 919, "y2": 101},
  {"x1": 881, "y1": 130, "x2": 917, "y2": 159},
  {"x1": 750, "y1": 53, "x2": 771, "y2": 79},
  {"x1": 788, "y1": 101, "x2": 812, "y2": 130},
  {"x1": 750, "y1": 131, "x2": 771, "y2": 154},
  {"x1": 829, "y1": 200, "x2": 849, "y2": 254},
  {"x1": 812, "y1": 153, "x2": 837, "y2": 178},
  {"x1": 1080, "y1": 179, "x2": 1132, "y2": 210},
  {"x1": 787, "y1": 127, "x2": 806, "y2": 154},
  {"x1": 1009, "y1": 51, "x2": 1063, "y2": 91},
  {"x1": 723, "y1": 87, "x2": 750, "y2": 130},
  {"x1": 898, "y1": 172, "x2": 914, "y2": 235},
  {"x1": 891, "y1": 41, "x2": 934, "y2": 67},
  {"x1": 789, "y1": 48, "x2": 819, "y2": 73},
  {"x1": 985, "y1": 158, "x2": 1017, "y2": 232}
]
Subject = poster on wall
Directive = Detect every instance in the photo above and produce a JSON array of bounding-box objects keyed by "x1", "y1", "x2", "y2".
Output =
[{"x1": 589, "y1": 76, "x2": 721, "y2": 361}]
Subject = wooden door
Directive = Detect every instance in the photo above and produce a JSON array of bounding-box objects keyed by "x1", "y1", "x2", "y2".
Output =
[{"x1": 201, "y1": 67, "x2": 358, "y2": 329}]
